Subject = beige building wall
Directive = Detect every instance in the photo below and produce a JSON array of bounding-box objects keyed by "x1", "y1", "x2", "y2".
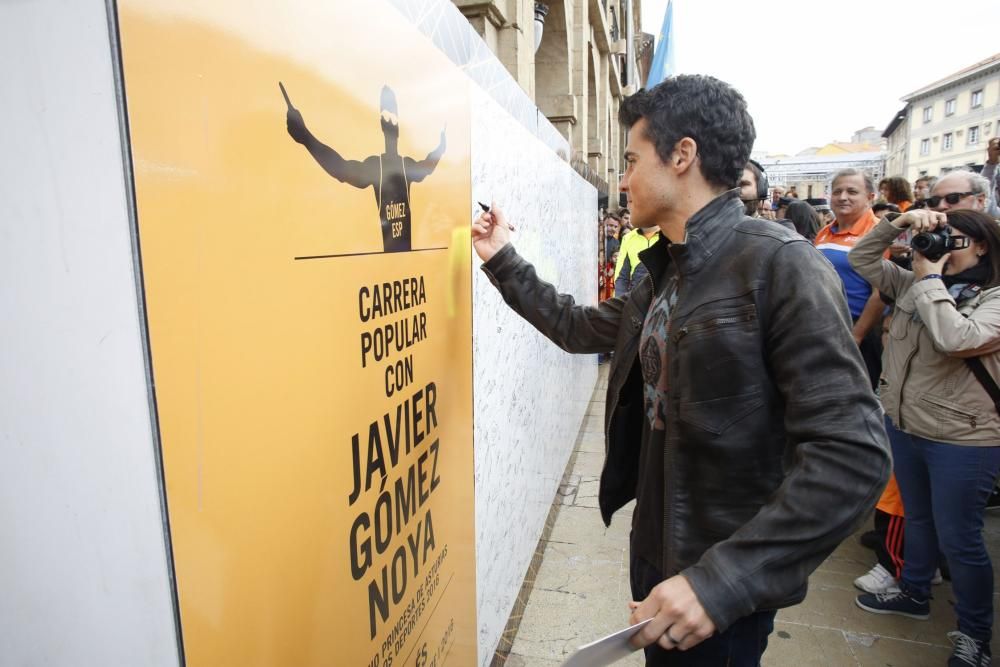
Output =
[
  {"x1": 884, "y1": 112, "x2": 909, "y2": 178},
  {"x1": 453, "y1": 1, "x2": 538, "y2": 98},
  {"x1": 454, "y1": 0, "x2": 648, "y2": 205},
  {"x1": 904, "y1": 67, "x2": 1000, "y2": 181}
]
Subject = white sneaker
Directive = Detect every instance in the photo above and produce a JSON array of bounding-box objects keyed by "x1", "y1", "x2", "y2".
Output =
[
  {"x1": 854, "y1": 563, "x2": 899, "y2": 594},
  {"x1": 932, "y1": 568, "x2": 944, "y2": 585}
]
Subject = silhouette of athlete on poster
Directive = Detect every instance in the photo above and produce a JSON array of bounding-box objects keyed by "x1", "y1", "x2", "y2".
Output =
[{"x1": 281, "y1": 82, "x2": 446, "y2": 253}]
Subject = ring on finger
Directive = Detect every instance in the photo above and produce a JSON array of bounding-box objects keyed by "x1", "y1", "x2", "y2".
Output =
[{"x1": 665, "y1": 628, "x2": 684, "y2": 646}]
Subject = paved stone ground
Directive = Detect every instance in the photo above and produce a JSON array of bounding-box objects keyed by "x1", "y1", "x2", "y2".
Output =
[{"x1": 506, "y1": 364, "x2": 1000, "y2": 666}]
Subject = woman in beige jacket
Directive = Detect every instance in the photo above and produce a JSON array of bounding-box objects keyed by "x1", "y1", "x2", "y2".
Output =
[{"x1": 848, "y1": 208, "x2": 1000, "y2": 667}]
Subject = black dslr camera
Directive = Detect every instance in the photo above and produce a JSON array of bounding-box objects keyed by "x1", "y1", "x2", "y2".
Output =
[{"x1": 910, "y1": 225, "x2": 966, "y2": 261}]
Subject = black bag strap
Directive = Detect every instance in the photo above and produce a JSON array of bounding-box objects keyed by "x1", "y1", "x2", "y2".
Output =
[
  {"x1": 956, "y1": 286, "x2": 998, "y2": 414},
  {"x1": 966, "y1": 357, "x2": 1000, "y2": 415}
]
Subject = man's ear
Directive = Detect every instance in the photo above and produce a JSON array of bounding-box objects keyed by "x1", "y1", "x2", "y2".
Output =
[{"x1": 672, "y1": 137, "x2": 698, "y2": 174}]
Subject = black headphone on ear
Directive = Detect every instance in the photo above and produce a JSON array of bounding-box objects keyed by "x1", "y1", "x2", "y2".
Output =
[{"x1": 748, "y1": 159, "x2": 769, "y2": 201}]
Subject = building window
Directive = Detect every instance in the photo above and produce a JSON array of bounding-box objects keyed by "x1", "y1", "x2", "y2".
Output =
[
  {"x1": 920, "y1": 138, "x2": 930, "y2": 155},
  {"x1": 945, "y1": 98, "x2": 957, "y2": 116},
  {"x1": 972, "y1": 89, "x2": 984, "y2": 108},
  {"x1": 968, "y1": 126, "x2": 980, "y2": 145},
  {"x1": 923, "y1": 106, "x2": 933, "y2": 123},
  {"x1": 943, "y1": 132, "x2": 954, "y2": 150}
]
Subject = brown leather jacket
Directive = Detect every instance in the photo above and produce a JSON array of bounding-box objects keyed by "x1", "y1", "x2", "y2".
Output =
[
  {"x1": 481, "y1": 190, "x2": 890, "y2": 631},
  {"x1": 849, "y1": 218, "x2": 1000, "y2": 443}
]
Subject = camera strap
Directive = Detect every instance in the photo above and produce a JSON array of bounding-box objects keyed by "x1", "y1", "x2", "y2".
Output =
[{"x1": 966, "y1": 357, "x2": 1000, "y2": 416}]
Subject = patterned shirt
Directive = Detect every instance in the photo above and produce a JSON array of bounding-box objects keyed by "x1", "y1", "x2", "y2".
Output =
[{"x1": 631, "y1": 274, "x2": 678, "y2": 570}]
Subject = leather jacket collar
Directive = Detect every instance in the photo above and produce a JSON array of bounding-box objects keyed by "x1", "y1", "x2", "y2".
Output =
[{"x1": 638, "y1": 189, "x2": 744, "y2": 291}]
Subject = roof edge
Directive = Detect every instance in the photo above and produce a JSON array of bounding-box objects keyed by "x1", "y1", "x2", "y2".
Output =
[{"x1": 901, "y1": 52, "x2": 1000, "y2": 101}]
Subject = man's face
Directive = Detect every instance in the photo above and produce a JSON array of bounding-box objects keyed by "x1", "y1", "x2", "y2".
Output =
[
  {"x1": 605, "y1": 219, "x2": 620, "y2": 236},
  {"x1": 830, "y1": 174, "x2": 874, "y2": 222},
  {"x1": 619, "y1": 119, "x2": 674, "y2": 229},
  {"x1": 739, "y1": 168, "x2": 758, "y2": 202},
  {"x1": 739, "y1": 168, "x2": 761, "y2": 217},
  {"x1": 929, "y1": 174, "x2": 985, "y2": 212},
  {"x1": 913, "y1": 180, "x2": 930, "y2": 200}
]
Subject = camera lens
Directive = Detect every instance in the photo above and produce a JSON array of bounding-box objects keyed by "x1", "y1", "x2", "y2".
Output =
[
  {"x1": 911, "y1": 234, "x2": 933, "y2": 252},
  {"x1": 910, "y1": 231, "x2": 947, "y2": 261}
]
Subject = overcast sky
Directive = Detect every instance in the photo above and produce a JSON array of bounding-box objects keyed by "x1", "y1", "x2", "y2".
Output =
[{"x1": 640, "y1": 0, "x2": 1000, "y2": 155}]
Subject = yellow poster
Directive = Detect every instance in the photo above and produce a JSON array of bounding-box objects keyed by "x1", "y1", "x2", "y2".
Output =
[{"x1": 116, "y1": 2, "x2": 476, "y2": 665}]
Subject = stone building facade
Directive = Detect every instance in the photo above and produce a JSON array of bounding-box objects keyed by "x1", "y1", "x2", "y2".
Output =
[
  {"x1": 453, "y1": 0, "x2": 650, "y2": 204},
  {"x1": 883, "y1": 53, "x2": 1000, "y2": 181}
]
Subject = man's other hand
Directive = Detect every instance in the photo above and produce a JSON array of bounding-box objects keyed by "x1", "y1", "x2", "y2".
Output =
[
  {"x1": 988, "y1": 137, "x2": 1000, "y2": 165},
  {"x1": 472, "y1": 204, "x2": 512, "y2": 263},
  {"x1": 627, "y1": 574, "x2": 716, "y2": 652},
  {"x1": 287, "y1": 107, "x2": 308, "y2": 144}
]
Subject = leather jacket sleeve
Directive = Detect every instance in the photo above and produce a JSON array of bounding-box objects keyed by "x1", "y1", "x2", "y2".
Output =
[
  {"x1": 681, "y1": 240, "x2": 891, "y2": 632},
  {"x1": 481, "y1": 243, "x2": 622, "y2": 354}
]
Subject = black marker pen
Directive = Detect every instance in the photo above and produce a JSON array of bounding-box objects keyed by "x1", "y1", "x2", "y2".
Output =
[{"x1": 478, "y1": 201, "x2": 515, "y2": 231}]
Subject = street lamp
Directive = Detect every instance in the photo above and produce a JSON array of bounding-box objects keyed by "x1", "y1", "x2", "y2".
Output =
[{"x1": 534, "y1": 2, "x2": 549, "y2": 53}]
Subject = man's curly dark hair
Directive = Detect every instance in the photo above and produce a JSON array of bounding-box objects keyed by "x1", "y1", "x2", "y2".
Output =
[{"x1": 618, "y1": 75, "x2": 756, "y2": 190}]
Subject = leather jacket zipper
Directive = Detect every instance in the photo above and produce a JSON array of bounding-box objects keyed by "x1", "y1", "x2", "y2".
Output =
[{"x1": 672, "y1": 311, "x2": 756, "y2": 343}]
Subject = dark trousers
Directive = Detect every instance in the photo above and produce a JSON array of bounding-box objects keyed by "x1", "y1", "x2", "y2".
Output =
[
  {"x1": 630, "y1": 554, "x2": 776, "y2": 666},
  {"x1": 887, "y1": 416, "x2": 1000, "y2": 642},
  {"x1": 856, "y1": 320, "x2": 882, "y2": 392}
]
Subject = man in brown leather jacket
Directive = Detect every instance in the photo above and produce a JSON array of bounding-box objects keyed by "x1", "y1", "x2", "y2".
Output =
[{"x1": 472, "y1": 75, "x2": 890, "y2": 666}]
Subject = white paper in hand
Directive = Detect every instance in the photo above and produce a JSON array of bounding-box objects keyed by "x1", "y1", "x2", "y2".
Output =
[{"x1": 559, "y1": 618, "x2": 652, "y2": 667}]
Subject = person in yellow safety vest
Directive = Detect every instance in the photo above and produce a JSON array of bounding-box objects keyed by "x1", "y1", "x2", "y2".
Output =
[{"x1": 614, "y1": 225, "x2": 661, "y2": 296}]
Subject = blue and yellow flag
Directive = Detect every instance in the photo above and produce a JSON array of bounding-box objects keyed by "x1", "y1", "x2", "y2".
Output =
[{"x1": 646, "y1": 1, "x2": 676, "y2": 88}]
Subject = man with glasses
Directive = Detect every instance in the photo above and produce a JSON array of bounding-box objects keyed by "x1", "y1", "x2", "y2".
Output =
[{"x1": 926, "y1": 170, "x2": 990, "y2": 213}]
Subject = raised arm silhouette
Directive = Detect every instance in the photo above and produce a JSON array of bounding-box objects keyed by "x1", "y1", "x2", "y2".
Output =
[{"x1": 281, "y1": 82, "x2": 446, "y2": 253}]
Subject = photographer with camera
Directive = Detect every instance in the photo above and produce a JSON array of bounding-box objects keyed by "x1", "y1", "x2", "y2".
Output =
[{"x1": 849, "y1": 208, "x2": 1000, "y2": 667}]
